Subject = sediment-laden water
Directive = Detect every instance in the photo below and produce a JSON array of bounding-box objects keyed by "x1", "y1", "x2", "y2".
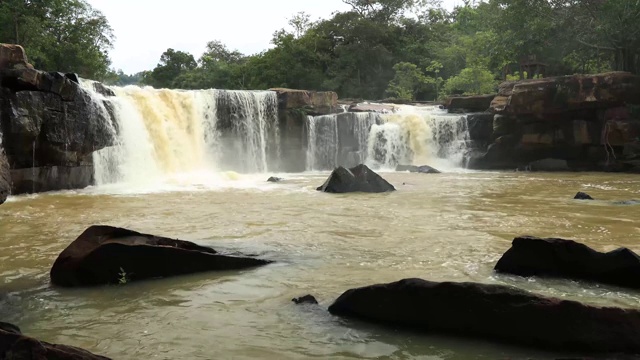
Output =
[{"x1": 0, "y1": 171, "x2": 639, "y2": 359}]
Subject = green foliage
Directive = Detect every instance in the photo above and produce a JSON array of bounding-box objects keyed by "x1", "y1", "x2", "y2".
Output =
[
  {"x1": 0, "y1": 0, "x2": 114, "y2": 80},
  {"x1": 386, "y1": 62, "x2": 427, "y2": 101},
  {"x1": 443, "y1": 66, "x2": 497, "y2": 96}
]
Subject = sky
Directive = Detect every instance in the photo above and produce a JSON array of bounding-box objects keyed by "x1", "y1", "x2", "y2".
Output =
[{"x1": 86, "y1": 0, "x2": 463, "y2": 74}]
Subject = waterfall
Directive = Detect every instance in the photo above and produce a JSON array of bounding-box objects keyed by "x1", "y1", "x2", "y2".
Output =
[
  {"x1": 305, "y1": 112, "x2": 380, "y2": 170},
  {"x1": 367, "y1": 106, "x2": 471, "y2": 170},
  {"x1": 86, "y1": 85, "x2": 279, "y2": 186}
]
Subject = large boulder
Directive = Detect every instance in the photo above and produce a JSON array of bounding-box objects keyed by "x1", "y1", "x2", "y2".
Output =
[
  {"x1": 0, "y1": 149, "x2": 9, "y2": 204},
  {"x1": 316, "y1": 164, "x2": 395, "y2": 193},
  {"x1": 494, "y1": 236, "x2": 640, "y2": 289},
  {"x1": 328, "y1": 278, "x2": 640, "y2": 354},
  {"x1": 50, "y1": 225, "x2": 272, "y2": 287},
  {"x1": 445, "y1": 95, "x2": 495, "y2": 113},
  {"x1": 0, "y1": 324, "x2": 110, "y2": 359},
  {"x1": 395, "y1": 164, "x2": 441, "y2": 174},
  {"x1": 0, "y1": 44, "x2": 33, "y2": 70},
  {"x1": 270, "y1": 88, "x2": 338, "y2": 115}
]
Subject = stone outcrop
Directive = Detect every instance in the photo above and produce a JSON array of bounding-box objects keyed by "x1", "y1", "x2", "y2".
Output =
[
  {"x1": 395, "y1": 164, "x2": 441, "y2": 174},
  {"x1": 0, "y1": 323, "x2": 110, "y2": 359},
  {"x1": 317, "y1": 164, "x2": 395, "y2": 193},
  {"x1": 445, "y1": 94, "x2": 495, "y2": 113},
  {"x1": 0, "y1": 149, "x2": 9, "y2": 204},
  {"x1": 270, "y1": 88, "x2": 338, "y2": 116},
  {"x1": 466, "y1": 72, "x2": 640, "y2": 172},
  {"x1": 292, "y1": 295, "x2": 318, "y2": 305},
  {"x1": 574, "y1": 191, "x2": 594, "y2": 200},
  {"x1": 494, "y1": 236, "x2": 640, "y2": 289},
  {"x1": 0, "y1": 44, "x2": 33, "y2": 70},
  {"x1": 328, "y1": 278, "x2": 640, "y2": 354},
  {"x1": 50, "y1": 225, "x2": 272, "y2": 287},
  {"x1": 0, "y1": 43, "x2": 116, "y2": 194},
  {"x1": 348, "y1": 103, "x2": 395, "y2": 113}
]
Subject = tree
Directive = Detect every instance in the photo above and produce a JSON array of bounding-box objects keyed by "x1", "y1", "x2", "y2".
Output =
[
  {"x1": 443, "y1": 66, "x2": 497, "y2": 95},
  {"x1": 142, "y1": 49, "x2": 197, "y2": 88},
  {"x1": 385, "y1": 62, "x2": 427, "y2": 101}
]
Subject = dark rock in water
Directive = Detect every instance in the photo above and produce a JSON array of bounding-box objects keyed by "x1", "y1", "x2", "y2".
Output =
[
  {"x1": 0, "y1": 149, "x2": 10, "y2": 204},
  {"x1": 528, "y1": 158, "x2": 569, "y2": 171},
  {"x1": 317, "y1": 164, "x2": 395, "y2": 193},
  {"x1": 445, "y1": 95, "x2": 495, "y2": 113},
  {"x1": 395, "y1": 164, "x2": 441, "y2": 174},
  {"x1": 50, "y1": 225, "x2": 272, "y2": 287},
  {"x1": 328, "y1": 278, "x2": 640, "y2": 354},
  {"x1": 494, "y1": 236, "x2": 640, "y2": 289},
  {"x1": 0, "y1": 322, "x2": 20, "y2": 334},
  {"x1": 65, "y1": 72, "x2": 80, "y2": 84},
  {"x1": 574, "y1": 192, "x2": 594, "y2": 200},
  {"x1": 613, "y1": 200, "x2": 640, "y2": 205},
  {"x1": 92, "y1": 81, "x2": 115, "y2": 97},
  {"x1": 267, "y1": 176, "x2": 283, "y2": 183},
  {"x1": 292, "y1": 295, "x2": 318, "y2": 305},
  {"x1": 0, "y1": 325, "x2": 111, "y2": 359}
]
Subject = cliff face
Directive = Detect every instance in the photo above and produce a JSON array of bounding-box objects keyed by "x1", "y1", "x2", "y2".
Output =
[
  {"x1": 0, "y1": 44, "x2": 116, "y2": 196},
  {"x1": 464, "y1": 72, "x2": 640, "y2": 172}
]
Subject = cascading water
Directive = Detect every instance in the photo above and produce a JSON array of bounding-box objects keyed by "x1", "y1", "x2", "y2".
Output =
[
  {"x1": 367, "y1": 105, "x2": 471, "y2": 170},
  {"x1": 305, "y1": 112, "x2": 381, "y2": 170},
  {"x1": 84, "y1": 84, "x2": 279, "y2": 187}
]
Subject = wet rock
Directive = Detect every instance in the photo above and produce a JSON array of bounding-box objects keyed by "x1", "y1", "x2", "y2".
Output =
[
  {"x1": 528, "y1": 158, "x2": 570, "y2": 172},
  {"x1": 445, "y1": 95, "x2": 495, "y2": 113},
  {"x1": 395, "y1": 165, "x2": 441, "y2": 174},
  {"x1": 316, "y1": 164, "x2": 395, "y2": 193},
  {"x1": 50, "y1": 225, "x2": 272, "y2": 287},
  {"x1": 349, "y1": 103, "x2": 395, "y2": 113},
  {"x1": 92, "y1": 81, "x2": 115, "y2": 97},
  {"x1": 0, "y1": 149, "x2": 10, "y2": 204},
  {"x1": 465, "y1": 113, "x2": 494, "y2": 143},
  {"x1": 574, "y1": 192, "x2": 594, "y2": 200},
  {"x1": 267, "y1": 176, "x2": 283, "y2": 183},
  {"x1": 0, "y1": 322, "x2": 20, "y2": 334},
  {"x1": 494, "y1": 236, "x2": 640, "y2": 289},
  {"x1": 328, "y1": 278, "x2": 640, "y2": 354},
  {"x1": 613, "y1": 200, "x2": 640, "y2": 206},
  {"x1": 292, "y1": 295, "x2": 318, "y2": 305},
  {"x1": 0, "y1": 325, "x2": 111, "y2": 359}
]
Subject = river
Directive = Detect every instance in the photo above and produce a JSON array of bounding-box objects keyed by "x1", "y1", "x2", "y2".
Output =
[{"x1": 0, "y1": 170, "x2": 639, "y2": 359}]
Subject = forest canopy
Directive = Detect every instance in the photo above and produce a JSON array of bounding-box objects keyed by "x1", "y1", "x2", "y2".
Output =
[{"x1": 2, "y1": 0, "x2": 639, "y2": 101}]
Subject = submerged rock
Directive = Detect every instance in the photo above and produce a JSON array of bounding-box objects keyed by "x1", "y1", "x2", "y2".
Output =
[
  {"x1": 328, "y1": 278, "x2": 640, "y2": 354},
  {"x1": 50, "y1": 225, "x2": 272, "y2": 287},
  {"x1": 0, "y1": 324, "x2": 110, "y2": 359},
  {"x1": 267, "y1": 176, "x2": 283, "y2": 183},
  {"x1": 574, "y1": 192, "x2": 594, "y2": 200},
  {"x1": 0, "y1": 149, "x2": 10, "y2": 204},
  {"x1": 395, "y1": 165, "x2": 441, "y2": 174},
  {"x1": 317, "y1": 164, "x2": 395, "y2": 193},
  {"x1": 494, "y1": 236, "x2": 640, "y2": 289},
  {"x1": 292, "y1": 295, "x2": 318, "y2": 305}
]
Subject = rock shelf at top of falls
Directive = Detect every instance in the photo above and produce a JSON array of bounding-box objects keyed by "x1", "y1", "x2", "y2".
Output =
[
  {"x1": 494, "y1": 236, "x2": 640, "y2": 290},
  {"x1": 316, "y1": 164, "x2": 396, "y2": 193},
  {"x1": 50, "y1": 225, "x2": 272, "y2": 287},
  {"x1": 327, "y1": 278, "x2": 640, "y2": 355}
]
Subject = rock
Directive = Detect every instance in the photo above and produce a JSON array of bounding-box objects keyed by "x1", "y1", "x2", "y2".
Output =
[
  {"x1": 50, "y1": 225, "x2": 272, "y2": 287},
  {"x1": 0, "y1": 149, "x2": 10, "y2": 204},
  {"x1": 349, "y1": 103, "x2": 396, "y2": 113},
  {"x1": 465, "y1": 113, "x2": 494, "y2": 143},
  {"x1": 395, "y1": 165, "x2": 441, "y2": 174},
  {"x1": 445, "y1": 95, "x2": 495, "y2": 113},
  {"x1": 0, "y1": 322, "x2": 20, "y2": 334},
  {"x1": 613, "y1": 200, "x2": 640, "y2": 206},
  {"x1": 65, "y1": 72, "x2": 80, "y2": 84},
  {"x1": 267, "y1": 176, "x2": 283, "y2": 183},
  {"x1": 316, "y1": 164, "x2": 395, "y2": 193},
  {"x1": 292, "y1": 295, "x2": 318, "y2": 305},
  {"x1": 328, "y1": 278, "x2": 640, "y2": 354},
  {"x1": 0, "y1": 44, "x2": 33, "y2": 70},
  {"x1": 605, "y1": 120, "x2": 640, "y2": 146},
  {"x1": 494, "y1": 236, "x2": 640, "y2": 289},
  {"x1": 0, "y1": 325, "x2": 110, "y2": 359},
  {"x1": 92, "y1": 82, "x2": 115, "y2": 97},
  {"x1": 491, "y1": 72, "x2": 640, "y2": 115},
  {"x1": 10, "y1": 166, "x2": 94, "y2": 194},
  {"x1": 528, "y1": 158, "x2": 570, "y2": 171},
  {"x1": 270, "y1": 88, "x2": 338, "y2": 115},
  {"x1": 574, "y1": 192, "x2": 594, "y2": 200}
]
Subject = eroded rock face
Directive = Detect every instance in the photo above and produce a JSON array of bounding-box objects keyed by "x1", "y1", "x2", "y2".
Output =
[
  {"x1": 0, "y1": 325, "x2": 110, "y2": 360},
  {"x1": 50, "y1": 225, "x2": 272, "y2": 287},
  {"x1": 328, "y1": 278, "x2": 640, "y2": 354},
  {"x1": 495, "y1": 236, "x2": 640, "y2": 289},
  {"x1": 317, "y1": 164, "x2": 395, "y2": 193},
  {"x1": 0, "y1": 149, "x2": 10, "y2": 204},
  {"x1": 0, "y1": 67, "x2": 116, "y2": 194},
  {"x1": 270, "y1": 88, "x2": 338, "y2": 116},
  {"x1": 445, "y1": 95, "x2": 495, "y2": 113},
  {"x1": 0, "y1": 44, "x2": 33, "y2": 70}
]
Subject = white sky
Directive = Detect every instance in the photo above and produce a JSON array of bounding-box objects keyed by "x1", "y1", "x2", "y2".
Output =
[{"x1": 86, "y1": 0, "x2": 463, "y2": 74}]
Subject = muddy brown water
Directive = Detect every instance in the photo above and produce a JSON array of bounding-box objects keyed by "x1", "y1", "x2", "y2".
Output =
[{"x1": 0, "y1": 171, "x2": 639, "y2": 359}]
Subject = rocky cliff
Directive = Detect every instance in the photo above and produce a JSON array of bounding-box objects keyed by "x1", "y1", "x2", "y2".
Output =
[
  {"x1": 0, "y1": 44, "x2": 116, "y2": 196},
  {"x1": 463, "y1": 72, "x2": 640, "y2": 172}
]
